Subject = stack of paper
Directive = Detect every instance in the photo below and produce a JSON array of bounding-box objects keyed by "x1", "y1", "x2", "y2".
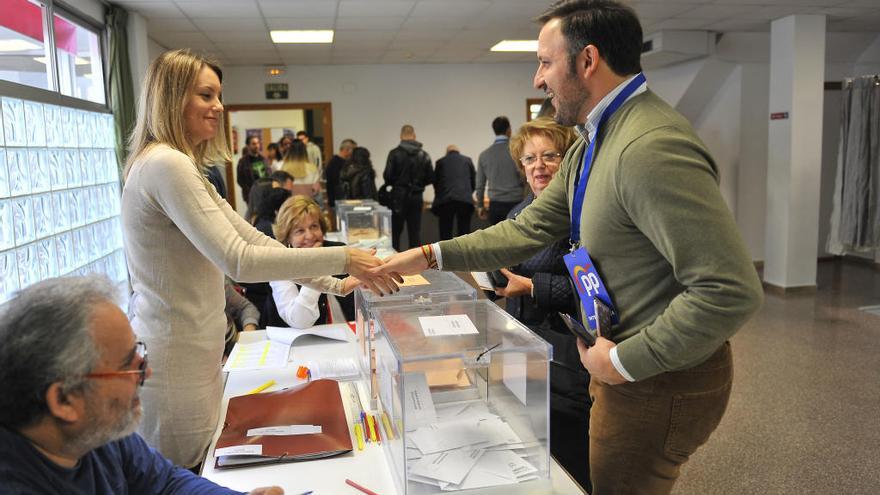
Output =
[{"x1": 404, "y1": 401, "x2": 539, "y2": 491}]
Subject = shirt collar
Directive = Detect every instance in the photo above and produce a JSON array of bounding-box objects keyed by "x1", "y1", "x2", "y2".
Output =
[
  {"x1": 493, "y1": 135, "x2": 509, "y2": 143},
  {"x1": 575, "y1": 72, "x2": 646, "y2": 143}
]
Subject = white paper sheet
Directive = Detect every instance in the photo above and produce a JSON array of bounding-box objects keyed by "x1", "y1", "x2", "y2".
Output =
[
  {"x1": 418, "y1": 314, "x2": 479, "y2": 337},
  {"x1": 299, "y1": 357, "x2": 360, "y2": 380},
  {"x1": 223, "y1": 340, "x2": 290, "y2": 372},
  {"x1": 403, "y1": 372, "x2": 438, "y2": 430},
  {"x1": 246, "y1": 425, "x2": 322, "y2": 436},
  {"x1": 501, "y1": 348, "x2": 528, "y2": 405},
  {"x1": 409, "y1": 417, "x2": 522, "y2": 455},
  {"x1": 408, "y1": 449, "x2": 485, "y2": 485},
  {"x1": 215, "y1": 445, "x2": 262, "y2": 456},
  {"x1": 470, "y1": 272, "x2": 494, "y2": 291},
  {"x1": 266, "y1": 325, "x2": 350, "y2": 346}
]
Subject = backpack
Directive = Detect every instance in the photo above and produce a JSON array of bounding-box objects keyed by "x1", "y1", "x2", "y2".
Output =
[{"x1": 337, "y1": 162, "x2": 377, "y2": 200}]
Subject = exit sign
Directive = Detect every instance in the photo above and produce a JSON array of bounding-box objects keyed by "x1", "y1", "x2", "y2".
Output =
[{"x1": 265, "y1": 83, "x2": 288, "y2": 100}]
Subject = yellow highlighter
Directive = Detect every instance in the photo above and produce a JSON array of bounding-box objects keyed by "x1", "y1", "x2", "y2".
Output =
[
  {"x1": 381, "y1": 412, "x2": 395, "y2": 440},
  {"x1": 354, "y1": 422, "x2": 366, "y2": 451},
  {"x1": 247, "y1": 379, "x2": 276, "y2": 395}
]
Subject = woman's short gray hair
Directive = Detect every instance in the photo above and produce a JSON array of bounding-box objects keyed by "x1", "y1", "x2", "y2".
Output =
[{"x1": 0, "y1": 275, "x2": 119, "y2": 428}]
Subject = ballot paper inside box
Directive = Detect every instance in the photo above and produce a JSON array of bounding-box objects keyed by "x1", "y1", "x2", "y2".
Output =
[
  {"x1": 339, "y1": 204, "x2": 392, "y2": 249},
  {"x1": 354, "y1": 271, "x2": 477, "y2": 410},
  {"x1": 372, "y1": 300, "x2": 551, "y2": 494}
]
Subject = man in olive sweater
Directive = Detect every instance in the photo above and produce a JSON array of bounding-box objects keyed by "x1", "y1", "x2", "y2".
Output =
[{"x1": 375, "y1": 1, "x2": 763, "y2": 493}]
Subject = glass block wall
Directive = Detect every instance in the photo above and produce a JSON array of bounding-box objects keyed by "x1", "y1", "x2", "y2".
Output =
[{"x1": 0, "y1": 96, "x2": 128, "y2": 306}]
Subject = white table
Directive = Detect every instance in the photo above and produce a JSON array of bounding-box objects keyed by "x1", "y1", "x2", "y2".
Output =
[{"x1": 201, "y1": 327, "x2": 585, "y2": 495}]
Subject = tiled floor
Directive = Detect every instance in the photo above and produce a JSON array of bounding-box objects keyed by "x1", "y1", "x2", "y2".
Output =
[{"x1": 675, "y1": 259, "x2": 880, "y2": 494}]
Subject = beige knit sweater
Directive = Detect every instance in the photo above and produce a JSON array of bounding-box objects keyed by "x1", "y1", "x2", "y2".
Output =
[{"x1": 122, "y1": 144, "x2": 346, "y2": 466}]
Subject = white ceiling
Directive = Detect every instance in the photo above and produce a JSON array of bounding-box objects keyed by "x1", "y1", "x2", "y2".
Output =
[{"x1": 112, "y1": 0, "x2": 880, "y2": 66}]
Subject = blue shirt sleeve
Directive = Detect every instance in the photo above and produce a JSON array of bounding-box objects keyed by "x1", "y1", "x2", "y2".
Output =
[{"x1": 119, "y1": 434, "x2": 247, "y2": 495}]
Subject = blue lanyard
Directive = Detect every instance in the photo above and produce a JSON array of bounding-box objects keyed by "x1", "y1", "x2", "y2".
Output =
[{"x1": 570, "y1": 73, "x2": 646, "y2": 245}]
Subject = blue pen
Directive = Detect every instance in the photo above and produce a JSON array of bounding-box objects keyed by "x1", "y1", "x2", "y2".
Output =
[{"x1": 294, "y1": 491, "x2": 313, "y2": 495}]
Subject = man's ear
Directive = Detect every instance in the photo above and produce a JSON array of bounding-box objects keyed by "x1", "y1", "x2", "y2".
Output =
[
  {"x1": 45, "y1": 382, "x2": 85, "y2": 424},
  {"x1": 580, "y1": 44, "x2": 600, "y2": 80}
]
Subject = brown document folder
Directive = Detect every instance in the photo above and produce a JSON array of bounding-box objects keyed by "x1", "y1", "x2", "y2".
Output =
[{"x1": 214, "y1": 379, "x2": 353, "y2": 468}]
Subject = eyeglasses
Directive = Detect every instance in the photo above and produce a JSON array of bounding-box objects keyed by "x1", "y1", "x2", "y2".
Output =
[
  {"x1": 519, "y1": 151, "x2": 562, "y2": 167},
  {"x1": 85, "y1": 341, "x2": 148, "y2": 387}
]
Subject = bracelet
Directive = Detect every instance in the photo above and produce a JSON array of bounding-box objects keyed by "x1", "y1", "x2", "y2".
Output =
[{"x1": 420, "y1": 244, "x2": 438, "y2": 270}]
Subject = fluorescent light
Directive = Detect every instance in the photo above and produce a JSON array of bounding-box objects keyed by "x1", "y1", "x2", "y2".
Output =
[
  {"x1": 270, "y1": 30, "x2": 334, "y2": 44},
  {"x1": 0, "y1": 39, "x2": 41, "y2": 52},
  {"x1": 490, "y1": 40, "x2": 538, "y2": 52}
]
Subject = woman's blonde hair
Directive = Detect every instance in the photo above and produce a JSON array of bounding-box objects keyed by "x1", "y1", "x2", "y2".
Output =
[
  {"x1": 273, "y1": 195, "x2": 329, "y2": 244},
  {"x1": 509, "y1": 117, "x2": 576, "y2": 174},
  {"x1": 125, "y1": 49, "x2": 230, "y2": 178}
]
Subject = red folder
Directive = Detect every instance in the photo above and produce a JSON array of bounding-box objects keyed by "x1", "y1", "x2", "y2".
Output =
[{"x1": 214, "y1": 379, "x2": 352, "y2": 468}]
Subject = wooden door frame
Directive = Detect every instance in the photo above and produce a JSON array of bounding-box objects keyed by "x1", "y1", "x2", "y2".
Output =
[{"x1": 223, "y1": 102, "x2": 333, "y2": 210}]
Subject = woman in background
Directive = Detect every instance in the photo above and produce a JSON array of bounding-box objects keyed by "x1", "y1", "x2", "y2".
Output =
[
  {"x1": 493, "y1": 117, "x2": 591, "y2": 491},
  {"x1": 265, "y1": 196, "x2": 355, "y2": 328},
  {"x1": 281, "y1": 140, "x2": 320, "y2": 197},
  {"x1": 122, "y1": 49, "x2": 396, "y2": 467}
]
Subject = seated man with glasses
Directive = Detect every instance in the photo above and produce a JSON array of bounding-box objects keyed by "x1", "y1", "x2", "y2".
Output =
[{"x1": 0, "y1": 275, "x2": 283, "y2": 495}]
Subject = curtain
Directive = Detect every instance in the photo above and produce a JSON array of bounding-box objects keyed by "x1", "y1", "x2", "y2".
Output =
[
  {"x1": 105, "y1": 6, "x2": 136, "y2": 177},
  {"x1": 827, "y1": 75, "x2": 880, "y2": 254}
]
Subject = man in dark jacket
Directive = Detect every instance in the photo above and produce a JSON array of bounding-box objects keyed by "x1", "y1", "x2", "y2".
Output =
[
  {"x1": 235, "y1": 135, "x2": 269, "y2": 204},
  {"x1": 383, "y1": 124, "x2": 433, "y2": 250},
  {"x1": 325, "y1": 138, "x2": 357, "y2": 209},
  {"x1": 432, "y1": 145, "x2": 476, "y2": 240}
]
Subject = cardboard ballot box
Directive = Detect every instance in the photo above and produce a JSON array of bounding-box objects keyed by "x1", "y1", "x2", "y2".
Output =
[
  {"x1": 355, "y1": 271, "x2": 477, "y2": 408},
  {"x1": 371, "y1": 300, "x2": 551, "y2": 494}
]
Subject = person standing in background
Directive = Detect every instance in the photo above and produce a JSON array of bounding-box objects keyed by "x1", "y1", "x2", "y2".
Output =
[
  {"x1": 281, "y1": 140, "x2": 320, "y2": 198},
  {"x1": 122, "y1": 49, "x2": 398, "y2": 468},
  {"x1": 296, "y1": 131, "x2": 323, "y2": 170},
  {"x1": 383, "y1": 124, "x2": 434, "y2": 251},
  {"x1": 475, "y1": 116, "x2": 525, "y2": 224},
  {"x1": 235, "y1": 135, "x2": 267, "y2": 204},
  {"x1": 431, "y1": 145, "x2": 476, "y2": 240},
  {"x1": 326, "y1": 138, "x2": 357, "y2": 209}
]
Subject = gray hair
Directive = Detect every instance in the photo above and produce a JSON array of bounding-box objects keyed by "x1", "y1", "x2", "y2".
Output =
[{"x1": 0, "y1": 275, "x2": 118, "y2": 428}]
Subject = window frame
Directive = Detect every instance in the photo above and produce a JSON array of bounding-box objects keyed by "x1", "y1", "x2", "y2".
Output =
[{"x1": 0, "y1": 0, "x2": 110, "y2": 112}]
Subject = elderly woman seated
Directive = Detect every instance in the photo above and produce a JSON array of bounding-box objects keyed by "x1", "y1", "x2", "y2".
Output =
[{"x1": 264, "y1": 196, "x2": 357, "y2": 328}]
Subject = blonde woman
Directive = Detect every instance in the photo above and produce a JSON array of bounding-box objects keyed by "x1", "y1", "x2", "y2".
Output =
[
  {"x1": 266, "y1": 196, "x2": 354, "y2": 328},
  {"x1": 122, "y1": 49, "x2": 397, "y2": 467},
  {"x1": 280, "y1": 140, "x2": 320, "y2": 197}
]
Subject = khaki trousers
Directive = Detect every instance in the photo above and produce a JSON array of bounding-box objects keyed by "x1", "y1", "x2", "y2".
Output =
[{"x1": 589, "y1": 342, "x2": 733, "y2": 494}]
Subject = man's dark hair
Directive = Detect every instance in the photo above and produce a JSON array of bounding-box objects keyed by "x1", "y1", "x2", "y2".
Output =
[
  {"x1": 296, "y1": 130, "x2": 307, "y2": 138},
  {"x1": 492, "y1": 116, "x2": 511, "y2": 136},
  {"x1": 270, "y1": 170, "x2": 293, "y2": 184},
  {"x1": 537, "y1": 0, "x2": 643, "y2": 77},
  {"x1": 246, "y1": 135, "x2": 260, "y2": 146},
  {"x1": 0, "y1": 276, "x2": 116, "y2": 428}
]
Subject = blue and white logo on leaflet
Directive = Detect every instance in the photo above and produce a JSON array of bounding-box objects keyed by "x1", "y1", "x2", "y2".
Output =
[{"x1": 564, "y1": 247, "x2": 619, "y2": 330}]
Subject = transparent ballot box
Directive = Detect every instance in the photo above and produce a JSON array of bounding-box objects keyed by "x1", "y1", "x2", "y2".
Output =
[
  {"x1": 355, "y1": 271, "x2": 477, "y2": 406},
  {"x1": 339, "y1": 203, "x2": 391, "y2": 249},
  {"x1": 334, "y1": 199, "x2": 380, "y2": 230},
  {"x1": 372, "y1": 300, "x2": 551, "y2": 494}
]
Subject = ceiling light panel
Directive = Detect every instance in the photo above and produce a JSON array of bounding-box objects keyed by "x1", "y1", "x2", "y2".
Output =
[{"x1": 271, "y1": 30, "x2": 334, "y2": 43}]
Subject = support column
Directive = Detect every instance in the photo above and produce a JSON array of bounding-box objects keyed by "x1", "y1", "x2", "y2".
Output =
[{"x1": 764, "y1": 15, "x2": 826, "y2": 290}]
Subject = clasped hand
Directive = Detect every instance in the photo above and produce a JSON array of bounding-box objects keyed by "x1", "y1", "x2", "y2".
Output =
[{"x1": 344, "y1": 248, "x2": 403, "y2": 296}]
